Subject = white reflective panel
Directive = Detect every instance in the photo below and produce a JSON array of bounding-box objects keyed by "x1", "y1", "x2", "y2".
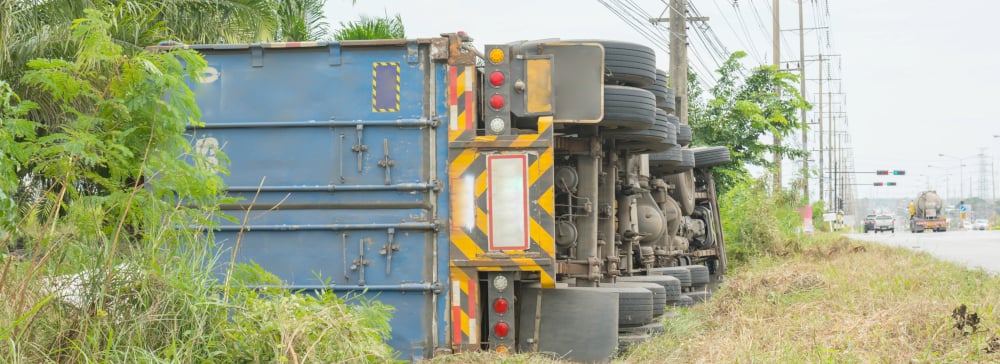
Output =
[{"x1": 487, "y1": 154, "x2": 529, "y2": 250}]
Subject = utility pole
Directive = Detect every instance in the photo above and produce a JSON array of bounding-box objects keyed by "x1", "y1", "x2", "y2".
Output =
[
  {"x1": 817, "y1": 54, "x2": 824, "y2": 207},
  {"x1": 772, "y1": 0, "x2": 782, "y2": 192},
  {"x1": 798, "y1": 0, "x2": 808, "y2": 201},
  {"x1": 827, "y1": 81, "x2": 833, "y2": 203},
  {"x1": 669, "y1": 0, "x2": 688, "y2": 125},
  {"x1": 834, "y1": 130, "x2": 840, "y2": 210}
]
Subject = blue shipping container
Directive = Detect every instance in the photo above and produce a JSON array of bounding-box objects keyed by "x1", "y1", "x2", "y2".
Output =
[{"x1": 187, "y1": 40, "x2": 451, "y2": 360}]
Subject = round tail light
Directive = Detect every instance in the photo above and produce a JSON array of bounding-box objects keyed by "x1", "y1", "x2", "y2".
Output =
[
  {"x1": 493, "y1": 298, "x2": 509, "y2": 314},
  {"x1": 493, "y1": 321, "x2": 510, "y2": 338},
  {"x1": 489, "y1": 94, "x2": 505, "y2": 110},
  {"x1": 489, "y1": 71, "x2": 505, "y2": 87}
]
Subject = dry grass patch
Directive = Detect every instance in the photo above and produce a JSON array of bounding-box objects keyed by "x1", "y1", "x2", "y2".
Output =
[{"x1": 625, "y1": 235, "x2": 1000, "y2": 363}]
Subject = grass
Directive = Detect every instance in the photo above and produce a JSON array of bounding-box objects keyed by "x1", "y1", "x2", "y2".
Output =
[
  {"x1": 624, "y1": 234, "x2": 1000, "y2": 363},
  {"x1": 440, "y1": 233, "x2": 1000, "y2": 363},
  {"x1": 1, "y1": 214, "x2": 399, "y2": 363}
]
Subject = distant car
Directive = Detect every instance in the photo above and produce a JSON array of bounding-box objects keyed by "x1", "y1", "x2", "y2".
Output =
[
  {"x1": 974, "y1": 219, "x2": 989, "y2": 230},
  {"x1": 863, "y1": 214, "x2": 877, "y2": 233},
  {"x1": 963, "y1": 221, "x2": 973, "y2": 230},
  {"x1": 874, "y1": 215, "x2": 895, "y2": 233}
]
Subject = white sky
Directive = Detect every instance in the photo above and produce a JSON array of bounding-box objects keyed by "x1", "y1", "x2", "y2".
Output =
[{"x1": 324, "y1": 0, "x2": 1000, "y2": 202}]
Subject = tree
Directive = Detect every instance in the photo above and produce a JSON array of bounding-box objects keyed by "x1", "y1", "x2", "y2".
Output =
[
  {"x1": 274, "y1": 0, "x2": 331, "y2": 41},
  {"x1": 1, "y1": 0, "x2": 330, "y2": 126},
  {"x1": 333, "y1": 14, "x2": 405, "y2": 40},
  {"x1": 2, "y1": 0, "x2": 333, "y2": 206},
  {"x1": 689, "y1": 51, "x2": 811, "y2": 194}
]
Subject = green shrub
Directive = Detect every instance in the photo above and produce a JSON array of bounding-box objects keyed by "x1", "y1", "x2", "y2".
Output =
[
  {"x1": 719, "y1": 177, "x2": 804, "y2": 266},
  {"x1": 0, "y1": 10, "x2": 396, "y2": 363}
]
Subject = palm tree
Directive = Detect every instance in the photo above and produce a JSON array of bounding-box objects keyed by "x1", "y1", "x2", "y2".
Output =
[
  {"x1": 1, "y1": 0, "x2": 332, "y2": 125},
  {"x1": 274, "y1": 0, "x2": 330, "y2": 41},
  {"x1": 333, "y1": 14, "x2": 405, "y2": 40}
]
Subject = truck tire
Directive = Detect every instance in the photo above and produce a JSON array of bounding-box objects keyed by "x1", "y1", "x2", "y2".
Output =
[
  {"x1": 672, "y1": 294, "x2": 694, "y2": 307},
  {"x1": 667, "y1": 114, "x2": 680, "y2": 130},
  {"x1": 584, "y1": 40, "x2": 657, "y2": 87},
  {"x1": 608, "y1": 127, "x2": 675, "y2": 153},
  {"x1": 649, "y1": 151, "x2": 693, "y2": 176},
  {"x1": 677, "y1": 124, "x2": 692, "y2": 146},
  {"x1": 619, "y1": 275, "x2": 683, "y2": 302},
  {"x1": 609, "y1": 282, "x2": 667, "y2": 317},
  {"x1": 679, "y1": 149, "x2": 695, "y2": 169},
  {"x1": 615, "y1": 287, "x2": 655, "y2": 327},
  {"x1": 660, "y1": 87, "x2": 676, "y2": 113},
  {"x1": 650, "y1": 266, "x2": 692, "y2": 289},
  {"x1": 573, "y1": 286, "x2": 654, "y2": 327},
  {"x1": 648, "y1": 147, "x2": 683, "y2": 171},
  {"x1": 606, "y1": 109, "x2": 676, "y2": 152},
  {"x1": 682, "y1": 265, "x2": 711, "y2": 286},
  {"x1": 602, "y1": 85, "x2": 657, "y2": 130},
  {"x1": 692, "y1": 146, "x2": 732, "y2": 168},
  {"x1": 642, "y1": 69, "x2": 668, "y2": 104}
]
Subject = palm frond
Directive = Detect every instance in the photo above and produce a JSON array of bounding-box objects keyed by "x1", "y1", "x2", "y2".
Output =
[{"x1": 333, "y1": 14, "x2": 405, "y2": 41}]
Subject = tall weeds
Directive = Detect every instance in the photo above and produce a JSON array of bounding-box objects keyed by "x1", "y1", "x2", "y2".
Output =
[
  {"x1": 718, "y1": 176, "x2": 805, "y2": 266},
  {"x1": 0, "y1": 10, "x2": 395, "y2": 363}
]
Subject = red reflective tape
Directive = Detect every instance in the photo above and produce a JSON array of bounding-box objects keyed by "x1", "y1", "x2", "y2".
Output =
[
  {"x1": 464, "y1": 91, "x2": 474, "y2": 130},
  {"x1": 452, "y1": 306, "x2": 462, "y2": 345},
  {"x1": 449, "y1": 66, "x2": 458, "y2": 106},
  {"x1": 467, "y1": 279, "x2": 477, "y2": 319}
]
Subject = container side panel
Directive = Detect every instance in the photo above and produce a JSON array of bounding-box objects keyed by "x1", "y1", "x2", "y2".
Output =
[{"x1": 189, "y1": 43, "x2": 449, "y2": 359}]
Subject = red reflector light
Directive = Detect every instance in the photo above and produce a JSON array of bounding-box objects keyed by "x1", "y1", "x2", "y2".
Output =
[
  {"x1": 493, "y1": 321, "x2": 510, "y2": 338},
  {"x1": 493, "y1": 298, "x2": 509, "y2": 314},
  {"x1": 489, "y1": 71, "x2": 505, "y2": 87},
  {"x1": 489, "y1": 94, "x2": 505, "y2": 109}
]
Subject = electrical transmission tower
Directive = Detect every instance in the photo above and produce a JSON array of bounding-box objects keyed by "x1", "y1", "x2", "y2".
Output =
[{"x1": 978, "y1": 149, "x2": 990, "y2": 199}]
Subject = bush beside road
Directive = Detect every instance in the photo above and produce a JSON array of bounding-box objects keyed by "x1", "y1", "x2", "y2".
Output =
[{"x1": 624, "y1": 234, "x2": 1000, "y2": 363}]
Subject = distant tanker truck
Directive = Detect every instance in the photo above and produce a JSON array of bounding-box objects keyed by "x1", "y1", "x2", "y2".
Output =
[{"x1": 909, "y1": 191, "x2": 947, "y2": 232}]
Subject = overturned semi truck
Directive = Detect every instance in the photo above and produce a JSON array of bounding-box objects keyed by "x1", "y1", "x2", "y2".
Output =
[{"x1": 176, "y1": 33, "x2": 732, "y2": 361}]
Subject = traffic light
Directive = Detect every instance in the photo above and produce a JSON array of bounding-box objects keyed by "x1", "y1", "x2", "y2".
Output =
[
  {"x1": 892, "y1": 170, "x2": 905, "y2": 175},
  {"x1": 876, "y1": 170, "x2": 889, "y2": 175},
  {"x1": 873, "y1": 182, "x2": 884, "y2": 186},
  {"x1": 887, "y1": 182, "x2": 897, "y2": 186}
]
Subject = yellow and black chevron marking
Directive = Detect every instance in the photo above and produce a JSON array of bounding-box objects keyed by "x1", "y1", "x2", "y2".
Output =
[
  {"x1": 447, "y1": 116, "x2": 556, "y2": 288},
  {"x1": 372, "y1": 62, "x2": 400, "y2": 112}
]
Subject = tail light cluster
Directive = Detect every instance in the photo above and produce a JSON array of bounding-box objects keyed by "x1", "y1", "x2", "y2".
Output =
[
  {"x1": 483, "y1": 46, "x2": 510, "y2": 135},
  {"x1": 487, "y1": 272, "x2": 515, "y2": 351},
  {"x1": 492, "y1": 274, "x2": 511, "y2": 338}
]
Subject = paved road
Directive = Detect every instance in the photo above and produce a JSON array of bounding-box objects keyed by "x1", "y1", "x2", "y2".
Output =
[{"x1": 846, "y1": 229, "x2": 1000, "y2": 273}]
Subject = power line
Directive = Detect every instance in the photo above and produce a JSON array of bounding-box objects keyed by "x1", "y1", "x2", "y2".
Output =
[
  {"x1": 731, "y1": 1, "x2": 769, "y2": 65},
  {"x1": 598, "y1": 0, "x2": 671, "y2": 54},
  {"x1": 619, "y1": 0, "x2": 675, "y2": 45},
  {"x1": 710, "y1": 0, "x2": 764, "y2": 63},
  {"x1": 597, "y1": 0, "x2": 715, "y2": 88}
]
